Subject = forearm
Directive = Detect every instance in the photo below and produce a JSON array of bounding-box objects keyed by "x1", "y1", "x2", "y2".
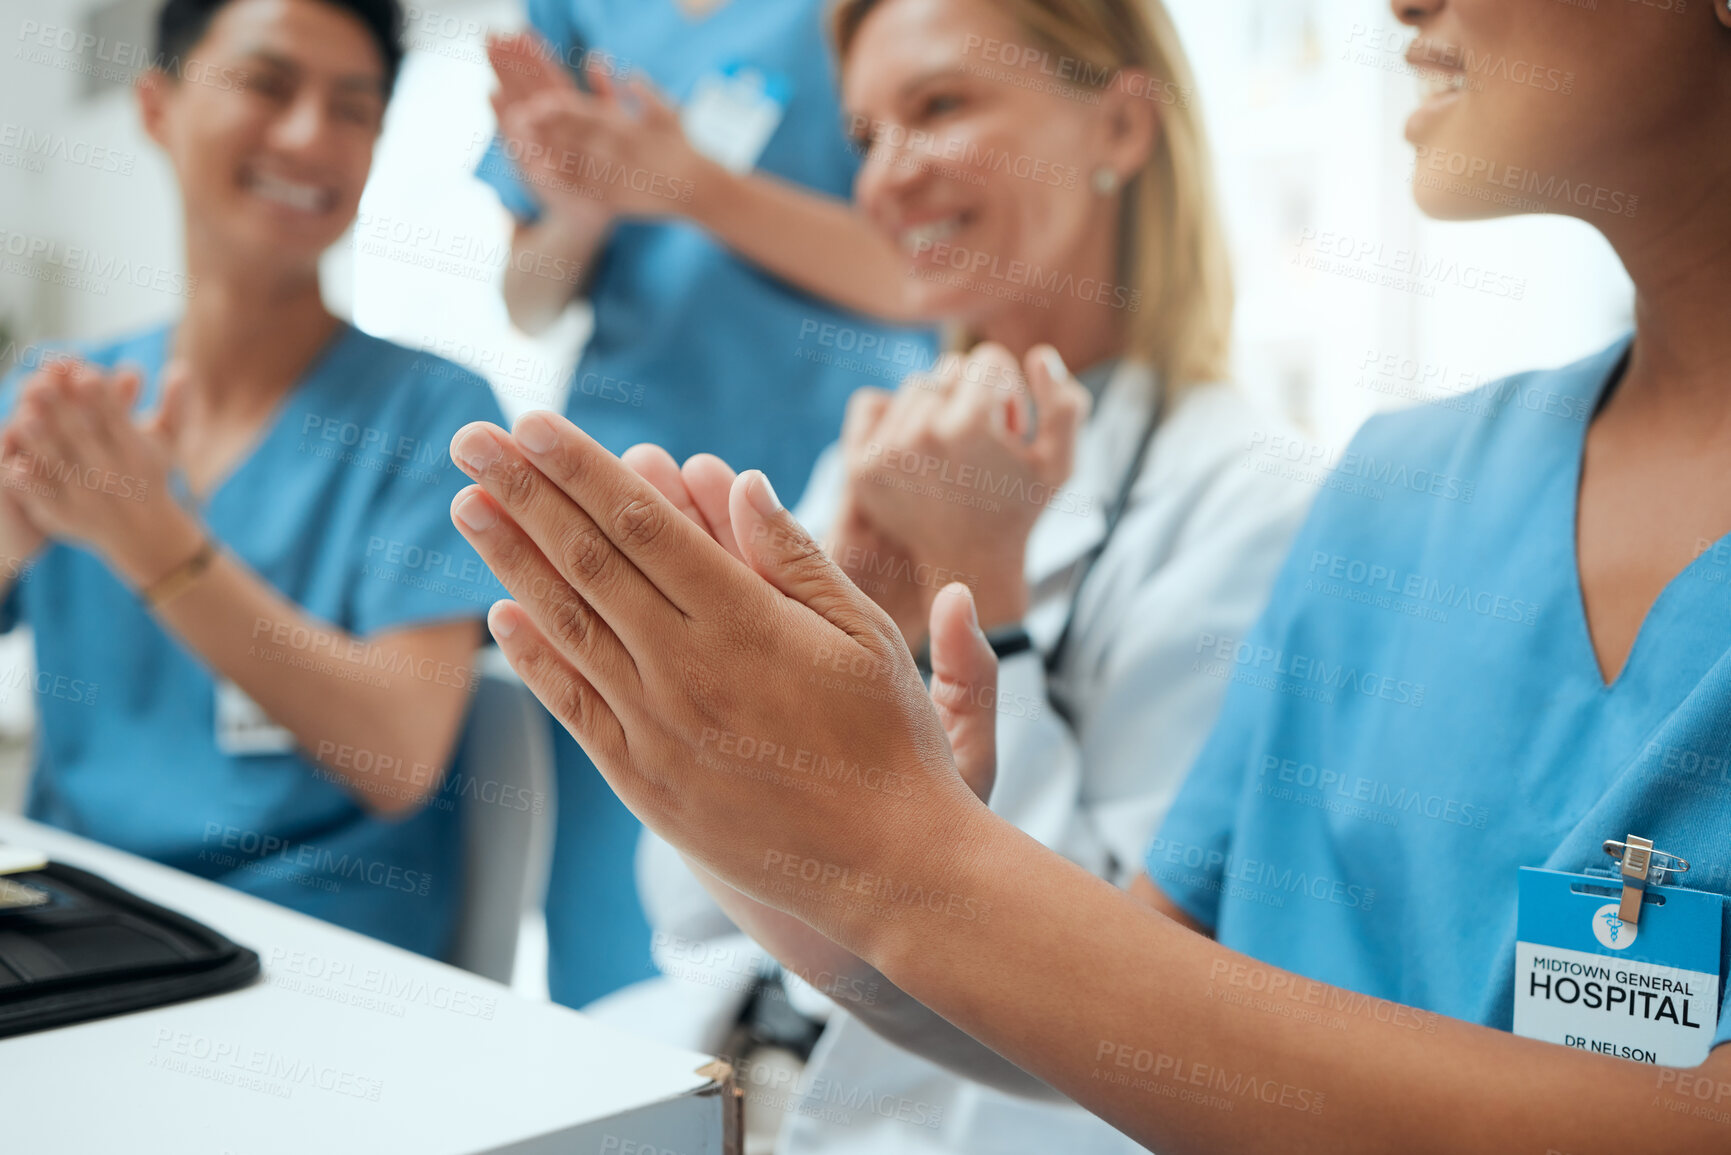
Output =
[
  {"x1": 503, "y1": 210, "x2": 610, "y2": 335},
  {"x1": 687, "y1": 161, "x2": 920, "y2": 324},
  {"x1": 844, "y1": 810, "x2": 1731, "y2": 1154},
  {"x1": 134, "y1": 533, "x2": 479, "y2": 814},
  {"x1": 684, "y1": 855, "x2": 1062, "y2": 1100}
]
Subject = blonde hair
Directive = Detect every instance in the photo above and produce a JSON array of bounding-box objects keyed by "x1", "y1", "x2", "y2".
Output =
[{"x1": 833, "y1": 0, "x2": 1233, "y2": 389}]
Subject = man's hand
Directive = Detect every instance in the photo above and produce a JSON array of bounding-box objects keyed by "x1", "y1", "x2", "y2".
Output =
[
  {"x1": 0, "y1": 358, "x2": 202, "y2": 590},
  {"x1": 0, "y1": 359, "x2": 50, "y2": 571}
]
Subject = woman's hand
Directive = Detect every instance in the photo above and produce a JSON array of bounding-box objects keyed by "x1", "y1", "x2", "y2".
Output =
[
  {"x1": 814, "y1": 390, "x2": 934, "y2": 644},
  {"x1": 488, "y1": 31, "x2": 709, "y2": 221},
  {"x1": 0, "y1": 357, "x2": 202, "y2": 589},
  {"x1": 843, "y1": 343, "x2": 1091, "y2": 639},
  {"x1": 449, "y1": 413, "x2": 997, "y2": 952},
  {"x1": 620, "y1": 443, "x2": 999, "y2": 803},
  {"x1": 484, "y1": 29, "x2": 573, "y2": 109}
]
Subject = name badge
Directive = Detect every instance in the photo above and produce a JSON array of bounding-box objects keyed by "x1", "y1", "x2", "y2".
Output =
[
  {"x1": 1513, "y1": 866, "x2": 1724, "y2": 1068},
  {"x1": 215, "y1": 680, "x2": 296, "y2": 756},
  {"x1": 681, "y1": 63, "x2": 790, "y2": 174}
]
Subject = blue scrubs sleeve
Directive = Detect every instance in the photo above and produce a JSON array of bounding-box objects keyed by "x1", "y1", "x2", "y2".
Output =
[
  {"x1": 0, "y1": 365, "x2": 24, "y2": 412},
  {"x1": 1145, "y1": 680, "x2": 1257, "y2": 929},
  {"x1": 350, "y1": 371, "x2": 506, "y2": 637},
  {"x1": 475, "y1": 137, "x2": 543, "y2": 226},
  {"x1": 0, "y1": 354, "x2": 44, "y2": 423}
]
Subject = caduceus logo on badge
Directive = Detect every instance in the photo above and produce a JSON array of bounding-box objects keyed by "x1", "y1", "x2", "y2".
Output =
[{"x1": 1591, "y1": 902, "x2": 1638, "y2": 951}]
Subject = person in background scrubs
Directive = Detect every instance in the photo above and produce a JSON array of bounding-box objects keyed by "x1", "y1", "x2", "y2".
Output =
[
  {"x1": 450, "y1": 0, "x2": 1731, "y2": 1147},
  {"x1": 0, "y1": 0, "x2": 504, "y2": 957},
  {"x1": 474, "y1": 0, "x2": 935, "y2": 1007}
]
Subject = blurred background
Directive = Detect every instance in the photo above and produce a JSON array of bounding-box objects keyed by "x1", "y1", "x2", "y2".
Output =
[{"x1": 0, "y1": 0, "x2": 1632, "y2": 813}]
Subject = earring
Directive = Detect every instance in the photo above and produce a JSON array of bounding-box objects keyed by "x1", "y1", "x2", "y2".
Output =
[{"x1": 1092, "y1": 167, "x2": 1120, "y2": 196}]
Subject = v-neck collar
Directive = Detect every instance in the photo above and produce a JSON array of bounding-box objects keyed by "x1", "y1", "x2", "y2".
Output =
[
  {"x1": 147, "y1": 320, "x2": 356, "y2": 510},
  {"x1": 1561, "y1": 337, "x2": 1731, "y2": 692}
]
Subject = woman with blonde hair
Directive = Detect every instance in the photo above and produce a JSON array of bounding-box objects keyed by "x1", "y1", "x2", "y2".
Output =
[{"x1": 511, "y1": 0, "x2": 1314, "y2": 1150}]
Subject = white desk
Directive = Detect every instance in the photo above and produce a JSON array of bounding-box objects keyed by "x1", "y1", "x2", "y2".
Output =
[{"x1": 0, "y1": 814, "x2": 739, "y2": 1154}]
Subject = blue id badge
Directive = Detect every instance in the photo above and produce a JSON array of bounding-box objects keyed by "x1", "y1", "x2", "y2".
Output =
[{"x1": 1514, "y1": 867, "x2": 1724, "y2": 1067}]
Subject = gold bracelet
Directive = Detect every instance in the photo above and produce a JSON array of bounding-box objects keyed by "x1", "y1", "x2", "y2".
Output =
[{"x1": 141, "y1": 538, "x2": 217, "y2": 610}]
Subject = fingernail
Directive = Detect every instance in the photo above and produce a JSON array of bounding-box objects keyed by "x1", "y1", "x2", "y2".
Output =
[
  {"x1": 746, "y1": 470, "x2": 782, "y2": 516},
  {"x1": 454, "y1": 490, "x2": 499, "y2": 532},
  {"x1": 514, "y1": 412, "x2": 557, "y2": 454},
  {"x1": 943, "y1": 582, "x2": 980, "y2": 630},
  {"x1": 453, "y1": 426, "x2": 503, "y2": 476},
  {"x1": 489, "y1": 601, "x2": 517, "y2": 639},
  {"x1": 1040, "y1": 346, "x2": 1068, "y2": 382}
]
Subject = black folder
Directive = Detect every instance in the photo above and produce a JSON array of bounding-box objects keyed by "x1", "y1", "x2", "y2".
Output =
[{"x1": 0, "y1": 861, "x2": 260, "y2": 1038}]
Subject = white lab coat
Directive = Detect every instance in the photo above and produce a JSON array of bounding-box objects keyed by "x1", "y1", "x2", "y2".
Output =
[{"x1": 588, "y1": 362, "x2": 1313, "y2": 1154}]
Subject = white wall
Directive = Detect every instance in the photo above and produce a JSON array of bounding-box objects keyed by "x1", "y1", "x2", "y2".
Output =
[
  {"x1": 341, "y1": 0, "x2": 586, "y2": 421},
  {"x1": 1171, "y1": 0, "x2": 1632, "y2": 443},
  {"x1": 3, "y1": 0, "x2": 181, "y2": 346}
]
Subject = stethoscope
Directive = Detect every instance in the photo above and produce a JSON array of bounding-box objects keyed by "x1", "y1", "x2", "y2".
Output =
[{"x1": 1040, "y1": 383, "x2": 1165, "y2": 722}]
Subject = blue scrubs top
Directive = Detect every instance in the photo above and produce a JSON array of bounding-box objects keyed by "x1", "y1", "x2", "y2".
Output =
[
  {"x1": 1151, "y1": 337, "x2": 1731, "y2": 1051},
  {"x1": 478, "y1": 0, "x2": 935, "y2": 1007},
  {"x1": 0, "y1": 324, "x2": 506, "y2": 958},
  {"x1": 476, "y1": 0, "x2": 935, "y2": 498}
]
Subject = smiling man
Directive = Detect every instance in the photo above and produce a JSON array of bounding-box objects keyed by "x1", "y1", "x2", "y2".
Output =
[{"x1": 0, "y1": 0, "x2": 504, "y2": 956}]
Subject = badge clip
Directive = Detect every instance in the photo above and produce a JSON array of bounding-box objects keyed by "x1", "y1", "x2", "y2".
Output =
[{"x1": 1602, "y1": 835, "x2": 1689, "y2": 927}]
